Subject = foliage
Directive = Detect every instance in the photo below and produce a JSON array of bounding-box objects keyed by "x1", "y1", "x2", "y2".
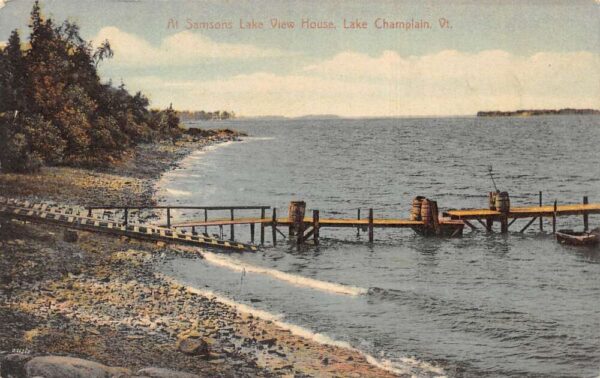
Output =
[{"x1": 0, "y1": 1, "x2": 181, "y2": 172}]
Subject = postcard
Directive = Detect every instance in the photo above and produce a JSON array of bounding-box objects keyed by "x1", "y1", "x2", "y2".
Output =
[{"x1": 0, "y1": 1, "x2": 598, "y2": 377}]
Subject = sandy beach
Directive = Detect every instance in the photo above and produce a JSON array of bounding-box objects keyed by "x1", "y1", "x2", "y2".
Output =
[{"x1": 0, "y1": 132, "x2": 398, "y2": 378}]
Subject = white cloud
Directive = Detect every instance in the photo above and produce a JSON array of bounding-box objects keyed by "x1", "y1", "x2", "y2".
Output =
[
  {"x1": 122, "y1": 49, "x2": 600, "y2": 117},
  {"x1": 93, "y1": 26, "x2": 294, "y2": 66}
]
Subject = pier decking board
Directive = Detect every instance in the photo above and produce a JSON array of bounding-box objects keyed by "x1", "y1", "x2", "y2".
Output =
[{"x1": 446, "y1": 203, "x2": 600, "y2": 220}]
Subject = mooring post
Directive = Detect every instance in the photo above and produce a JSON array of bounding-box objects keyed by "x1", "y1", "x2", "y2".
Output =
[
  {"x1": 430, "y1": 200, "x2": 440, "y2": 235},
  {"x1": 368, "y1": 208, "x2": 374, "y2": 243},
  {"x1": 313, "y1": 209, "x2": 320, "y2": 245},
  {"x1": 552, "y1": 200, "x2": 557, "y2": 234},
  {"x1": 204, "y1": 209, "x2": 208, "y2": 234},
  {"x1": 272, "y1": 208, "x2": 277, "y2": 246},
  {"x1": 124, "y1": 208, "x2": 129, "y2": 226},
  {"x1": 583, "y1": 196, "x2": 589, "y2": 232},
  {"x1": 260, "y1": 208, "x2": 265, "y2": 245},
  {"x1": 539, "y1": 191, "x2": 543, "y2": 231},
  {"x1": 486, "y1": 192, "x2": 494, "y2": 232},
  {"x1": 357, "y1": 208, "x2": 361, "y2": 236},
  {"x1": 166, "y1": 207, "x2": 171, "y2": 228},
  {"x1": 230, "y1": 209, "x2": 235, "y2": 241},
  {"x1": 250, "y1": 223, "x2": 255, "y2": 244}
]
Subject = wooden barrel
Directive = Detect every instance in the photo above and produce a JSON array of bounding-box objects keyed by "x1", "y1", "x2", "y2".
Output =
[
  {"x1": 410, "y1": 196, "x2": 425, "y2": 221},
  {"x1": 488, "y1": 192, "x2": 497, "y2": 210},
  {"x1": 288, "y1": 201, "x2": 306, "y2": 225},
  {"x1": 495, "y1": 191, "x2": 510, "y2": 213},
  {"x1": 420, "y1": 199, "x2": 431, "y2": 225}
]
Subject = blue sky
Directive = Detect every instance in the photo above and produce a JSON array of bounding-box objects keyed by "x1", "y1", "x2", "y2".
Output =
[{"x1": 1, "y1": 0, "x2": 598, "y2": 116}]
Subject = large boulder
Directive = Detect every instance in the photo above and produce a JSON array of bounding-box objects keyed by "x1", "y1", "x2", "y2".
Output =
[
  {"x1": 175, "y1": 331, "x2": 212, "y2": 357},
  {"x1": 136, "y1": 367, "x2": 200, "y2": 378},
  {"x1": 1, "y1": 353, "x2": 33, "y2": 378},
  {"x1": 25, "y1": 356, "x2": 131, "y2": 378}
]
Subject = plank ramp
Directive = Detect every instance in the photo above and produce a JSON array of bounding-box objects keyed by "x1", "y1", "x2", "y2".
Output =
[{"x1": 0, "y1": 199, "x2": 257, "y2": 252}]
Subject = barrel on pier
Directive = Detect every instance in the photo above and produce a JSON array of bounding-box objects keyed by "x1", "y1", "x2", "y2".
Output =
[
  {"x1": 420, "y1": 198, "x2": 431, "y2": 226},
  {"x1": 410, "y1": 196, "x2": 425, "y2": 221},
  {"x1": 288, "y1": 201, "x2": 306, "y2": 234},
  {"x1": 495, "y1": 191, "x2": 510, "y2": 213}
]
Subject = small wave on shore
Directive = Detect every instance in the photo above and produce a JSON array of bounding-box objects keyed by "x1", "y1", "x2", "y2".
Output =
[
  {"x1": 158, "y1": 274, "x2": 446, "y2": 377},
  {"x1": 202, "y1": 252, "x2": 367, "y2": 296},
  {"x1": 164, "y1": 188, "x2": 192, "y2": 197}
]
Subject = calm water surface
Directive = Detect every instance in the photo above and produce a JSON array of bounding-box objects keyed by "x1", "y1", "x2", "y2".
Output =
[{"x1": 158, "y1": 116, "x2": 600, "y2": 377}]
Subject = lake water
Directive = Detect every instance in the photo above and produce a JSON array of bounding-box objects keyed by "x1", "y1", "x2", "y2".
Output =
[{"x1": 157, "y1": 116, "x2": 600, "y2": 377}]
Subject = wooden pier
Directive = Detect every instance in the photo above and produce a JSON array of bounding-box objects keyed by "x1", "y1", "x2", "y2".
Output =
[
  {"x1": 3, "y1": 191, "x2": 598, "y2": 248},
  {"x1": 0, "y1": 198, "x2": 258, "y2": 252}
]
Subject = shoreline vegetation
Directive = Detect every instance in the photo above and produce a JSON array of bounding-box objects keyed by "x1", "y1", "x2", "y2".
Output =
[{"x1": 476, "y1": 108, "x2": 600, "y2": 117}]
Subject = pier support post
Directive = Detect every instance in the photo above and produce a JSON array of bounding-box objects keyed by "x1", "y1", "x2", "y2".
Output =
[
  {"x1": 87, "y1": 208, "x2": 92, "y2": 217},
  {"x1": 166, "y1": 208, "x2": 171, "y2": 228},
  {"x1": 486, "y1": 192, "x2": 494, "y2": 232},
  {"x1": 430, "y1": 200, "x2": 440, "y2": 235},
  {"x1": 500, "y1": 216, "x2": 508, "y2": 234},
  {"x1": 539, "y1": 191, "x2": 543, "y2": 231},
  {"x1": 368, "y1": 208, "x2": 374, "y2": 243},
  {"x1": 552, "y1": 200, "x2": 557, "y2": 234},
  {"x1": 230, "y1": 209, "x2": 235, "y2": 241},
  {"x1": 313, "y1": 210, "x2": 320, "y2": 245},
  {"x1": 250, "y1": 223, "x2": 255, "y2": 244},
  {"x1": 272, "y1": 208, "x2": 277, "y2": 246},
  {"x1": 583, "y1": 196, "x2": 589, "y2": 232},
  {"x1": 260, "y1": 208, "x2": 265, "y2": 245},
  {"x1": 357, "y1": 209, "x2": 361, "y2": 237},
  {"x1": 124, "y1": 208, "x2": 129, "y2": 226},
  {"x1": 204, "y1": 209, "x2": 208, "y2": 234}
]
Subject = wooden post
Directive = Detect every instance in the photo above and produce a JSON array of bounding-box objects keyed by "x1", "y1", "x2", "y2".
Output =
[
  {"x1": 260, "y1": 208, "x2": 265, "y2": 245},
  {"x1": 430, "y1": 201, "x2": 440, "y2": 235},
  {"x1": 539, "y1": 191, "x2": 543, "y2": 231},
  {"x1": 486, "y1": 192, "x2": 494, "y2": 232},
  {"x1": 124, "y1": 208, "x2": 129, "y2": 226},
  {"x1": 192, "y1": 226, "x2": 196, "y2": 234},
  {"x1": 357, "y1": 208, "x2": 361, "y2": 236},
  {"x1": 552, "y1": 200, "x2": 557, "y2": 234},
  {"x1": 250, "y1": 223, "x2": 255, "y2": 244},
  {"x1": 87, "y1": 208, "x2": 92, "y2": 217},
  {"x1": 313, "y1": 210, "x2": 320, "y2": 245},
  {"x1": 204, "y1": 209, "x2": 208, "y2": 234},
  {"x1": 272, "y1": 208, "x2": 277, "y2": 246},
  {"x1": 500, "y1": 215, "x2": 508, "y2": 234},
  {"x1": 368, "y1": 208, "x2": 374, "y2": 243},
  {"x1": 230, "y1": 209, "x2": 235, "y2": 241},
  {"x1": 166, "y1": 207, "x2": 171, "y2": 228},
  {"x1": 583, "y1": 196, "x2": 589, "y2": 232}
]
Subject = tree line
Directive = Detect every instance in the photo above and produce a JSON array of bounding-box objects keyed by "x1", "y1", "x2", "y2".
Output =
[
  {"x1": 177, "y1": 110, "x2": 236, "y2": 121},
  {"x1": 0, "y1": 1, "x2": 181, "y2": 172}
]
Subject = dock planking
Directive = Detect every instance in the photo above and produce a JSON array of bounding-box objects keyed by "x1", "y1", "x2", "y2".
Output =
[{"x1": 446, "y1": 203, "x2": 600, "y2": 219}]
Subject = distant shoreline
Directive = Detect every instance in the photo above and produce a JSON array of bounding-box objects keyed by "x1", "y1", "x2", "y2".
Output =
[{"x1": 477, "y1": 108, "x2": 600, "y2": 117}]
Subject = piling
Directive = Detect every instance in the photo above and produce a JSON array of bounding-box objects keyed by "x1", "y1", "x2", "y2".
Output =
[
  {"x1": 260, "y1": 208, "x2": 266, "y2": 245},
  {"x1": 313, "y1": 209, "x2": 320, "y2": 245},
  {"x1": 552, "y1": 200, "x2": 557, "y2": 234},
  {"x1": 272, "y1": 208, "x2": 277, "y2": 246},
  {"x1": 357, "y1": 209, "x2": 361, "y2": 236},
  {"x1": 250, "y1": 223, "x2": 255, "y2": 244},
  {"x1": 539, "y1": 191, "x2": 543, "y2": 231},
  {"x1": 486, "y1": 192, "x2": 496, "y2": 232},
  {"x1": 368, "y1": 208, "x2": 374, "y2": 242},
  {"x1": 166, "y1": 208, "x2": 171, "y2": 228},
  {"x1": 230, "y1": 209, "x2": 235, "y2": 241},
  {"x1": 583, "y1": 196, "x2": 589, "y2": 231},
  {"x1": 204, "y1": 209, "x2": 208, "y2": 234},
  {"x1": 288, "y1": 201, "x2": 306, "y2": 237},
  {"x1": 124, "y1": 208, "x2": 129, "y2": 226}
]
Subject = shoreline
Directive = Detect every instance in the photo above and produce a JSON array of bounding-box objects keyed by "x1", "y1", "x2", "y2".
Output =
[{"x1": 0, "y1": 132, "x2": 403, "y2": 377}]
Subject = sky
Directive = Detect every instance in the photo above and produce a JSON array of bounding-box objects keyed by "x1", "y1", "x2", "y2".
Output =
[{"x1": 0, "y1": 0, "x2": 598, "y2": 117}]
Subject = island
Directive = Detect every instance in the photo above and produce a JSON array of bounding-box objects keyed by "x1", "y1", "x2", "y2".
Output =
[{"x1": 477, "y1": 108, "x2": 600, "y2": 117}]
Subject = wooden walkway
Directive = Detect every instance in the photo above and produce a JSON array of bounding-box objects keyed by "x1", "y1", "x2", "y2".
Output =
[
  {"x1": 0, "y1": 199, "x2": 257, "y2": 252},
  {"x1": 446, "y1": 203, "x2": 600, "y2": 219}
]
